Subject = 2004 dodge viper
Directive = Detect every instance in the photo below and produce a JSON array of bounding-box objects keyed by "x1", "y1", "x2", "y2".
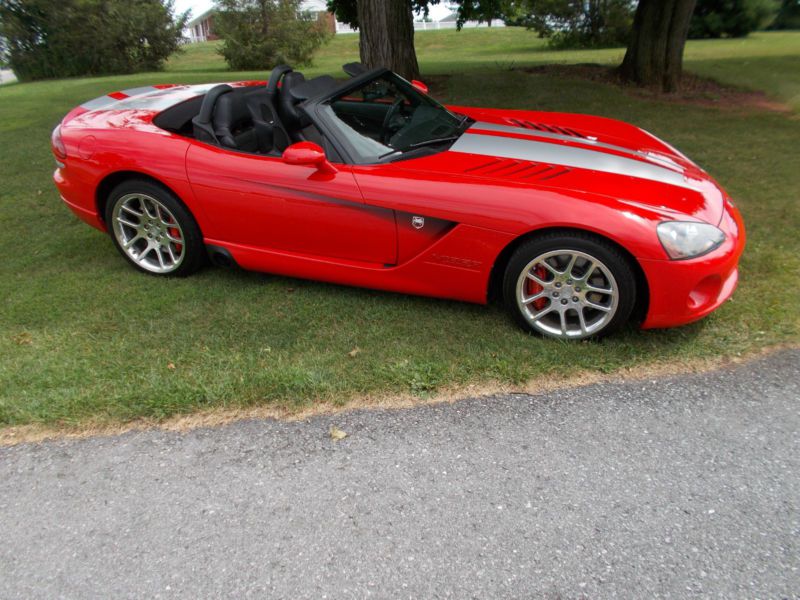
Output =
[{"x1": 51, "y1": 63, "x2": 745, "y2": 340}]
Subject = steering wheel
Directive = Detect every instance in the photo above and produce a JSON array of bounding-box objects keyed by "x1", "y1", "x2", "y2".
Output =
[{"x1": 381, "y1": 97, "x2": 406, "y2": 144}]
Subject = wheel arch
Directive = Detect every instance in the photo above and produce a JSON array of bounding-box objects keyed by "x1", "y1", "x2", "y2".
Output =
[
  {"x1": 95, "y1": 171, "x2": 193, "y2": 227},
  {"x1": 487, "y1": 226, "x2": 650, "y2": 323}
]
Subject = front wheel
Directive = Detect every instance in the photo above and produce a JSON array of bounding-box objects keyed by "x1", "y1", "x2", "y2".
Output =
[
  {"x1": 105, "y1": 179, "x2": 205, "y2": 277},
  {"x1": 502, "y1": 233, "x2": 637, "y2": 340}
]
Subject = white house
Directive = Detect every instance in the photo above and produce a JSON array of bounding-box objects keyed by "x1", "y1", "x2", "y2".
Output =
[
  {"x1": 414, "y1": 10, "x2": 506, "y2": 31},
  {"x1": 187, "y1": 8, "x2": 217, "y2": 43}
]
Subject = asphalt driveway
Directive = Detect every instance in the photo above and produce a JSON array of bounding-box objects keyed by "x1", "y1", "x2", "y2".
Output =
[{"x1": 1, "y1": 349, "x2": 798, "y2": 598}]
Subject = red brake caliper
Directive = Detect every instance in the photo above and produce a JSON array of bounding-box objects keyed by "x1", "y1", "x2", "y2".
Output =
[
  {"x1": 168, "y1": 227, "x2": 182, "y2": 252},
  {"x1": 527, "y1": 265, "x2": 548, "y2": 311}
]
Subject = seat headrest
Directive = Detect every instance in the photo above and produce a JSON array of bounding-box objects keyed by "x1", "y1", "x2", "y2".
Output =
[
  {"x1": 192, "y1": 84, "x2": 234, "y2": 144},
  {"x1": 283, "y1": 71, "x2": 307, "y2": 96},
  {"x1": 213, "y1": 92, "x2": 252, "y2": 148},
  {"x1": 278, "y1": 73, "x2": 339, "y2": 132},
  {"x1": 196, "y1": 84, "x2": 233, "y2": 125},
  {"x1": 267, "y1": 64, "x2": 293, "y2": 96},
  {"x1": 278, "y1": 72, "x2": 308, "y2": 130}
]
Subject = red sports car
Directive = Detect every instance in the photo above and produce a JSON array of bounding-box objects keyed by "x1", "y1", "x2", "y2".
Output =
[{"x1": 52, "y1": 64, "x2": 745, "y2": 340}]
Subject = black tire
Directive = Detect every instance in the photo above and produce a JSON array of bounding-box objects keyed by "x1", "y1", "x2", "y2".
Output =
[
  {"x1": 502, "y1": 232, "x2": 637, "y2": 340},
  {"x1": 104, "y1": 178, "x2": 205, "y2": 277}
]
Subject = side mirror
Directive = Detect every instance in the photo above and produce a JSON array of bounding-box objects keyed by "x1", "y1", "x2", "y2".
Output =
[
  {"x1": 411, "y1": 80, "x2": 429, "y2": 94},
  {"x1": 282, "y1": 141, "x2": 337, "y2": 175}
]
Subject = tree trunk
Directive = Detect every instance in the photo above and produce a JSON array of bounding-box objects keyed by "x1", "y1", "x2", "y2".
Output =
[
  {"x1": 357, "y1": 0, "x2": 420, "y2": 80},
  {"x1": 619, "y1": 0, "x2": 697, "y2": 92}
]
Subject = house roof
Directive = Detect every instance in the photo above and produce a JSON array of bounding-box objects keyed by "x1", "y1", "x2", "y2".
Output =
[{"x1": 187, "y1": 8, "x2": 215, "y2": 28}]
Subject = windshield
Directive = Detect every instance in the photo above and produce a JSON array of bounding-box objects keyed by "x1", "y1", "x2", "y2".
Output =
[{"x1": 320, "y1": 73, "x2": 466, "y2": 163}]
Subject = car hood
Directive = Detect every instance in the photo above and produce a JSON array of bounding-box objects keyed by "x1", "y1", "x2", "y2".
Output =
[{"x1": 433, "y1": 108, "x2": 726, "y2": 225}]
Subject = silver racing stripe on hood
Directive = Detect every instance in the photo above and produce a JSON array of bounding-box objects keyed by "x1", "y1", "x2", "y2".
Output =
[
  {"x1": 471, "y1": 122, "x2": 684, "y2": 172},
  {"x1": 451, "y1": 131, "x2": 698, "y2": 191}
]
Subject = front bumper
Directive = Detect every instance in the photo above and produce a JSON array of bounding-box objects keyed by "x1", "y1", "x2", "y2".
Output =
[{"x1": 640, "y1": 199, "x2": 745, "y2": 329}]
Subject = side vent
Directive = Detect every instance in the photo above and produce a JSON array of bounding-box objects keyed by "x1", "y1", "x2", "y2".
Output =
[
  {"x1": 464, "y1": 158, "x2": 571, "y2": 182},
  {"x1": 505, "y1": 118, "x2": 586, "y2": 138}
]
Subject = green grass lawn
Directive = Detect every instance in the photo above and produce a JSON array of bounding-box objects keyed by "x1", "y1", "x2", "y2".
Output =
[{"x1": 1, "y1": 28, "x2": 798, "y2": 429}]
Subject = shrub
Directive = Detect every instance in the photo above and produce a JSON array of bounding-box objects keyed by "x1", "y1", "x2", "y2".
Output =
[
  {"x1": 215, "y1": 0, "x2": 331, "y2": 71},
  {"x1": 0, "y1": 0, "x2": 187, "y2": 81},
  {"x1": 689, "y1": 0, "x2": 779, "y2": 38}
]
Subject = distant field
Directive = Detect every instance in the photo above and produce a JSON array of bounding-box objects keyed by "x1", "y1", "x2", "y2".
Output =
[{"x1": 0, "y1": 28, "x2": 798, "y2": 430}]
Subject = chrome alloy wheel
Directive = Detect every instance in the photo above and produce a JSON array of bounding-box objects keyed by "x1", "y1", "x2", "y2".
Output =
[
  {"x1": 515, "y1": 249, "x2": 619, "y2": 339},
  {"x1": 111, "y1": 193, "x2": 185, "y2": 274}
]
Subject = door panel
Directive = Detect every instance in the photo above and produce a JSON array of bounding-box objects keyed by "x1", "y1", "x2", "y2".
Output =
[{"x1": 186, "y1": 143, "x2": 397, "y2": 265}]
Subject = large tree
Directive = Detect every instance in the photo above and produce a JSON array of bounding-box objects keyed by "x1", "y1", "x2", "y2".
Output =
[
  {"x1": 329, "y1": 0, "x2": 702, "y2": 93},
  {"x1": 619, "y1": 0, "x2": 698, "y2": 92},
  {"x1": 358, "y1": 0, "x2": 420, "y2": 79},
  {"x1": 328, "y1": 0, "x2": 436, "y2": 79}
]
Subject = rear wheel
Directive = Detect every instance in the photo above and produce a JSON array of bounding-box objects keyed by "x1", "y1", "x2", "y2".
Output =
[
  {"x1": 502, "y1": 233, "x2": 636, "y2": 340},
  {"x1": 105, "y1": 179, "x2": 205, "y2": 277}
]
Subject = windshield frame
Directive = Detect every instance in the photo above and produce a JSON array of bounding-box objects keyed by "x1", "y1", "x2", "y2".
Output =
[{"x1": 302, "y1": 68, "x2": 468, "y2": 166}]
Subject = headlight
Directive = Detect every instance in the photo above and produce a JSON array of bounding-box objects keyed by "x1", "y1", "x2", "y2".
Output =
[{"x1": 657, "y1": 221, "x2": 725, "y2": 260}]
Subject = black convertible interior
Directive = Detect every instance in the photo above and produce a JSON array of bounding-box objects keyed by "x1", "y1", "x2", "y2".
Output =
[
  {"x1": 153, "y1": 63, "x2": 466, "y2": 164},
  {"x1": 154, "y1": 64, "x2": 341, "y2": 157}
]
